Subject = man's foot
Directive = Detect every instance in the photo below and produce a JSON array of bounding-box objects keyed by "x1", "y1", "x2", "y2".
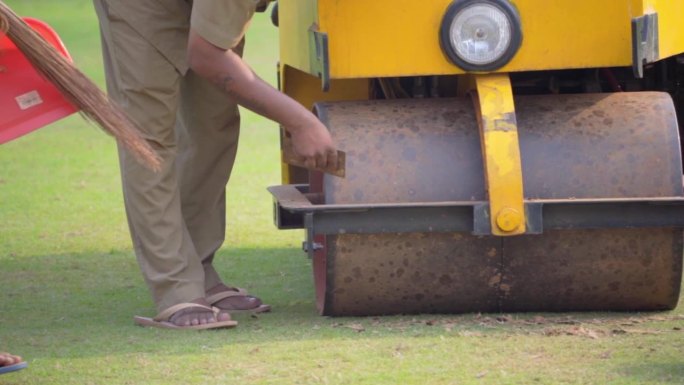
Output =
[
  {"x1": 167, "y1": 298, "x2": 231, "y2": 327},
  {"x1": 0, "y1": 353, "x2": 22, "y2": 368},
  {"x1": 0, "y1": 352, "x2": 26, "y2": 375},
  {"x1": 206, "y1": 284, "x2": 270, "y2": 313},
  {"x1": 133, "y1": 300, "x2": 237, "y2": 330}
]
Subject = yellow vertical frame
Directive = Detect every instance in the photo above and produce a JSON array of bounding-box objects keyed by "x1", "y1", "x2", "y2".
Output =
[{"x1": 472, "y1": 74, "x2": 525, "y2": 236}]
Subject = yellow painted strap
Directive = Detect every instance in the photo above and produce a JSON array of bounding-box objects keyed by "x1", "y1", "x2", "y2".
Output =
[{"x1": 472, "y1": 74, "x2": 525, "y2": 236}]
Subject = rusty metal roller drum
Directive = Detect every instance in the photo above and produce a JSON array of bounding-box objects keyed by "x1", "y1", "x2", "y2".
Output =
[{"x1": 312, "y1": 92, "x2": 683, "y2": 316}]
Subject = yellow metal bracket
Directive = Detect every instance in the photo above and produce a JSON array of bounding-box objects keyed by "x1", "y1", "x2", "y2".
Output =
[{"x1": 469, "y1": 74, "x2": 526, "y2": 236}]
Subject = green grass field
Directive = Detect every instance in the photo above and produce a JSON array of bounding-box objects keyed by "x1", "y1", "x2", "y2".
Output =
[{"x1": 1, "y1": 1, "x2": 683, "y2": 384}]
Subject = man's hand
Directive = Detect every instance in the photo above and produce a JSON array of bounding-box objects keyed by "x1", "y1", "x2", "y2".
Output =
[{"x1": 287, "y1": 117, "x2": 338, "y2": 170}]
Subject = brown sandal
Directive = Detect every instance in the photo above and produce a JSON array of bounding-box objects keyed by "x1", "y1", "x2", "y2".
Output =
[
  {"x1": 133, "y1": 303, "x2": 237, "y2": 330},
  {"x1": 206, "y1": 288, "x2": 272, "y2": 314}
]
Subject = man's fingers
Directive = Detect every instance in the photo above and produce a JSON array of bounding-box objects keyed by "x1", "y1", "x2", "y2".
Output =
[
  {"x1": 315, "y1": 153, "x2": 328, "y2": 169},
  {"x1": 297, "y1": 148, "x2": 338, "y2": 172},
  {"x1": 0, "y1": 354, "x2": 21, "y2": 366},
  {"x1": 304, "y1": 157, "x2": 316, "y2": 169}
]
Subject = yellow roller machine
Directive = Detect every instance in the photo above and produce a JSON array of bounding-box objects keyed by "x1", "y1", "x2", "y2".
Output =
[{"x1": 268, "y1": 0, "x2": 684, "y2": 316}]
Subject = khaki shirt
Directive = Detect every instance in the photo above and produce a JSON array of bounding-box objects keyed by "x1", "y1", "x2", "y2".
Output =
[{"x1": 103, "y1": 0, "x2": 266, "y2": 74}]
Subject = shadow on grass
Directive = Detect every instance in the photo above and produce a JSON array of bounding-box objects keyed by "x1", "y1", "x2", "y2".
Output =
[
  {"x1": 1, "y1": 247, "x2": 683, "y2": 362},
  {"x1": 0, "y1": 247, "x2": 316, "y2": 355},
  {"x1": 619, "y1": 362, "x2": 684, "y2": 384}
]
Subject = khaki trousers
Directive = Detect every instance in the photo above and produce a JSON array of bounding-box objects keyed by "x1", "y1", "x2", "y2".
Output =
[{"x1": 94, "y1": 0, "x2": 241, "y2": 312}]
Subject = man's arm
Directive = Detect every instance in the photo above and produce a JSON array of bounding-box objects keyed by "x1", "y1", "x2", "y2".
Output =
[{"x1": 187, "y1": 30, "x2": 337, "y2": 170}]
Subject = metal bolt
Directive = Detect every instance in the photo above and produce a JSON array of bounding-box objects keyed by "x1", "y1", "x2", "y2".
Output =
[
  {"x1": 496, "y1": 207, "x2": 522, "y2": 232},
  {"x1": 302, "y1": 241, "x2": 324, "y2": 253}
]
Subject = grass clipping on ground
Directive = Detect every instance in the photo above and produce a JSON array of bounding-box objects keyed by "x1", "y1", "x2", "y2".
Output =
[{"x1": 0, "y1": 1, "x2": 160, "y2": 171}]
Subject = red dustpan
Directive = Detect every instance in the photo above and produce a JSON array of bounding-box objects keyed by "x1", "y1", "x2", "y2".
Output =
[{"x1": 0, "y1": 17, "x2": 77, "y2": 144}]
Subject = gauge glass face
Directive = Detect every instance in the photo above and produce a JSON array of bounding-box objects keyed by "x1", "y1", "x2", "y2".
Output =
[{"x1": 449, "y1": 4, "x2": 512, "y2": 65}]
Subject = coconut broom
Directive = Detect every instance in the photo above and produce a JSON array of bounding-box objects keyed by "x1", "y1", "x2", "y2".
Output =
[
  {"x1": 0, "y1": 9, "x2": 7, "y2": 34},
  {"x1": 0, "y1": 2, "x2": 161, "y2": 171}
]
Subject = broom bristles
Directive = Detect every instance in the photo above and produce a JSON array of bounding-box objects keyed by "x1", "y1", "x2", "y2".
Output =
[
  {"x1": 0, "y1": 11, "x2": 7, "y2": 34},
  {"x1": 0, "y1": 2, "x2": 161, "y2": 171}
]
